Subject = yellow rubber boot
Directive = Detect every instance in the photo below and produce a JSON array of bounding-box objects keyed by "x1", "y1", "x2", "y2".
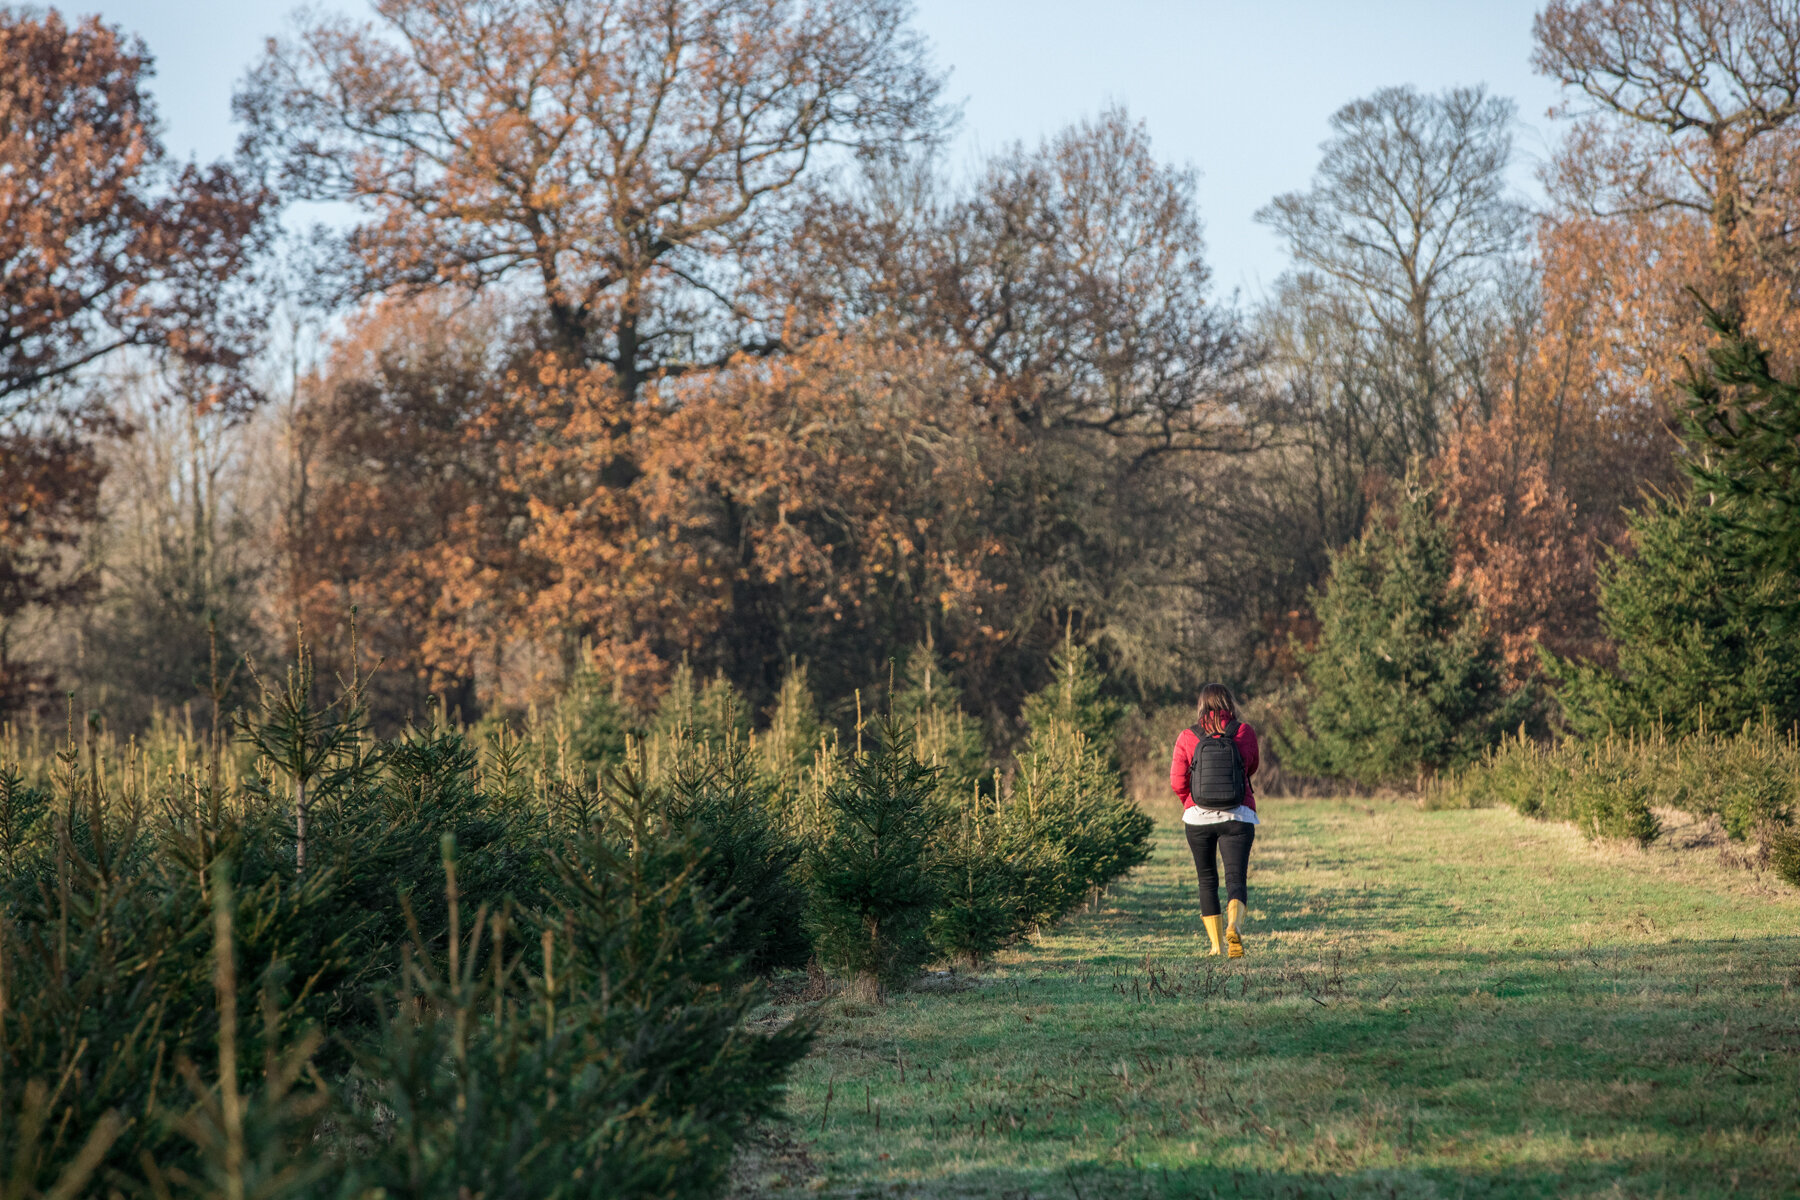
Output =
[
  {"x1": 1201, "y1": 914, "x2": 1223, "y2": 956},
  {"x1": 1225, "y1": 899, "x2": 1246, "y2": 958}
]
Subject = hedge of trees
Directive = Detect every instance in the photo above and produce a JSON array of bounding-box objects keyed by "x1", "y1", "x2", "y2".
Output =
[{"x1": 1428, "y1": 713, "x2": 1800, "y2": 888}]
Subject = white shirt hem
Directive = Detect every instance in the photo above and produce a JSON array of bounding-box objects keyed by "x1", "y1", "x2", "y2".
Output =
[{"x1": 1182, "y1": 804, "x2": 1259, "y2": 826}]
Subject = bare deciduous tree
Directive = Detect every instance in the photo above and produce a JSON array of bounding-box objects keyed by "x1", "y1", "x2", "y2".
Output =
[
  {"x1": 1534, "y1": 0, "x2": 1800, "y2": 295},
  {"x1": 0, "y1": 9, "x2": 269, "y2": 719},
  {"x1": 75, "y1": 365, "x2": 272, "y2": 728},
  {"x1": 935, "y1": 108, "x2": 1259, "y2": 460},
  {"x1": 238, "y1": 0, "x2": 945, "y2": 404},
  {"x1": 775, "y1": 108, "x2": 1264, "y2": 462},
  {"x1": 1258, "y1": 85, "x2": 1527, "y2": 465}
]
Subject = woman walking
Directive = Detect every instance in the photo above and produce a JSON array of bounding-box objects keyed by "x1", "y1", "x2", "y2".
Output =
[{"x1": 1169, "y1": 683, "x2": 1259, "y2": 957}]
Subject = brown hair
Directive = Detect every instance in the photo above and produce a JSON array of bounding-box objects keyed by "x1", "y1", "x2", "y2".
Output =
[{"x1": 1196, "y1": 683, "x2": 1238, "y2": 734}]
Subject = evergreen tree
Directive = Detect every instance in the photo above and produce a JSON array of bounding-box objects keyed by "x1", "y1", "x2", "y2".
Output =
[
  {"x1": 1021, "y1": 634, "x2": 1125, "y2": 767},
  {"x1": 353, "y1": 787, "x2": 811, "y2": 1200},
  {"x1": 758, "y1": 662, "x2": 825, "y2": 783},
  {"x1": 1551, "y1": 493, "x2": 1800, "y2": 736},
  {"x1": 893, "y1": 644, "x2": 988, "y2": 800},
  {"x1": 650, "y1": 661, "x2": 751, "y2": 747},
  {"x1": 554, "y1": 657, "x2": 632, "y2": 767},
  {"x1": 1550, "y1": 306, "x2": 1800, "y2": 735},
  {"x1": 1001, "y1": 721, "x2": 1151, "y2": 927},
  {"x1": 666, "y1": 738, "x2": 811, "y2": 974},
  {"x1": 1292, "y1": 475, "x2": 1510, "y2": 784},
  {"x1": 927, "y1": 784, "x2": 1029, "y2": 969},
  {"x1": 1684, "y1": 302, "x2": 1800, "y2": 578},
  {"x1": 803, "y1": 716, "x2": 945, "y2": 1000}
]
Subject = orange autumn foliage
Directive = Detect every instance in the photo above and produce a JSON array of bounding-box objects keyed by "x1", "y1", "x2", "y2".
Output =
[
  {"x1": 1521, "y1": 2, "x2": 1800, "y2": 526},
  {"x1": 288, "y1": 296, "x2": 551, "y2": 717},
  {"x1": 1507, "y1": 211, "x2": 1703, "y2": 524},
  {"x1": 1439, "y1": 29, "x2": 1800, "y2": 688},
  {"x1": 518, "y1": 329, "x2": 1007, "y2": 708},
  {"x1": 0, "y1": 9, "x2": 269, "y2": 410},
  {"x1": 1434, "y1": 415, "x2": 1600, "y2": 686},
  {"x1": 1535, "y1": 0, "x2": 1800, "y2": 311},
  {"x1": 1469, "y1": 163, "x2": 1800, "y2": 562},
  {"x1": 1438, "y1": 212, "x2": 1707, "y2": 685},
  {"x1": 0, "y1": 8, "x2": 268, "y2": 718},
  {"x1": 292, "y1": 307, "x2": 1015, "y2": 714}
]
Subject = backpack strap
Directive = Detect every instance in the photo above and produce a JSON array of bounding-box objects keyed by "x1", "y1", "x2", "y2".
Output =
[{"x1": 1223, "y1": 717, "x2": 1240, "y2": 739}]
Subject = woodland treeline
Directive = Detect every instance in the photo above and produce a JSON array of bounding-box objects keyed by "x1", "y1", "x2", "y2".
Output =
[{"x1": 8, "y1": 0, "x2": 1800, "y2": 770}]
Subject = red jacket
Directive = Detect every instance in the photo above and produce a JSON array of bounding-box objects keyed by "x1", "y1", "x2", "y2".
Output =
[{"x1": 1170, "y1": 718, "x2": 1259, "y2": 812}]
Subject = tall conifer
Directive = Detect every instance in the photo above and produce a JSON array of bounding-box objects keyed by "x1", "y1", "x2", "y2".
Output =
[
  {"x1": 1551, "y1": 305, "x2": 1800, "y2": 734},
  {"x1": 1292, "y1": 475, "x2": 1508, "y2": 783},
  {"x1": 1551, "y1": 494, "x2": 1800, "y2": 735}
]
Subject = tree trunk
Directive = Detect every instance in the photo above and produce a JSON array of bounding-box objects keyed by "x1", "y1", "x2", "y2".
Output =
[
  {"x1": 849, "y1": 970, "x2": 883, "y2": 1004},
  {"x1": 1710, "y1": 134, "x2": 1747, "y2": 314},
  {"x1": 293, "y1": 776, "x2": 308, "y2": 876}
]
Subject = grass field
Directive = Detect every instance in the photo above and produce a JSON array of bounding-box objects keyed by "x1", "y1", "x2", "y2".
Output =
[{"x1": 745, "y1": 798, "x2": 1800, "y2": 1199}]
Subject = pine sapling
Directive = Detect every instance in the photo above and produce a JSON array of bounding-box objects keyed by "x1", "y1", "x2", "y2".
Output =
[
  {"x1": 804, "y1": 716, "x2": 945, "y2": 1001},
  {"x1": 929, "y1": 782, "x2": 1026, "y2": 968},
  {"x1": 238, "y1": 644, "x2": 366, "y2": 876}
]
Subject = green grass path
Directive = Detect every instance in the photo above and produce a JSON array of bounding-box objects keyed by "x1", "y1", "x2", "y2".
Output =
[{"x1": 752, "y1": 798, "x2": 1800, "y2": 1198}]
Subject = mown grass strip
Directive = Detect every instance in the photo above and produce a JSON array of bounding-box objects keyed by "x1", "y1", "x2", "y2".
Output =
[{"x1": 755, "y1": 797, "x2": 1800, "y2": 1199}]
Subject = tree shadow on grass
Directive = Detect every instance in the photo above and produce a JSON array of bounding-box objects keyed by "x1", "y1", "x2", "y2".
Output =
[
  {"x1": 819, "y1": 933, "x2": 1800, "y2": 1197},
  {"x1": 782, "y1": 820, "x2": 1800, "y2": 1200},
  {"x1": 819, "y1": 1155, "x2": 1796, "y2": 1199},
  {"x1": 1027, "y1": 930, "x2": 1798, "y2": 1023}
]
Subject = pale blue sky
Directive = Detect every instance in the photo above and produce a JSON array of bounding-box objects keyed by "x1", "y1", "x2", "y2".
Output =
[{"x1": 88, "y1": 0, "x2": 1567, "y2": 299}]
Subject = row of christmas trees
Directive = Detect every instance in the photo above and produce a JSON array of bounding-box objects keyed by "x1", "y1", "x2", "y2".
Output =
[
  {"x1": 0, "y1": 638, "x2": 1153, "y2": 1196},
  {"x1": 527, "y1": 638, "x2": 1154, "y2": 996}
]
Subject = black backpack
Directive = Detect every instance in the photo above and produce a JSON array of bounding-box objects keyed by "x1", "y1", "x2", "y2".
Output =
[{"x1": 1187, "y1": 719, "x2": 1247, "y2": 810}]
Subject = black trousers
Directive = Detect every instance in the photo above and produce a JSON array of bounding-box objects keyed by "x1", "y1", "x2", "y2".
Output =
[{"x1": 1184, "y1": 819, "x2": 1255, "y2": 917}]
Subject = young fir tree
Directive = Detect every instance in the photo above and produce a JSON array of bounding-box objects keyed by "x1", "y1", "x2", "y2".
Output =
[
  {"x1": 758, "y1": 662, "x2": 825, "y2": 783},
  {"x1": 1021, "y1": 633, "x2": 1126, "y2": 769},
  {"x1": 353, "y1": 792, "x2": 811, "y2": 1200},
  {"x1": 1292, "y1": 474, "x2": 1510, "y2": 784},
  {"x1": 804, "y1": 716, "x2": 945, "y2": 1000},
  {"x1": 1001, "y1": 720, "x2": 1151, "y2": 928},
  {"x1": 666, "y1": 737, "x2": 810, "y2": 974},
  {"x1": 554, "y1": 656, "x2": 632, "y2": 767},
  {"x1": 649, "y1": 661, "x2": 751, "y2": 747},
  {"x1": 927, "y1": 781, "x2": 1029, "y2": 969},
  {"x1": 1551, "y1": 305, "x2": 1800, "y2": 735},
  {"x1": 892, "y1": 643, "x2": 988, "y2": 800}
]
